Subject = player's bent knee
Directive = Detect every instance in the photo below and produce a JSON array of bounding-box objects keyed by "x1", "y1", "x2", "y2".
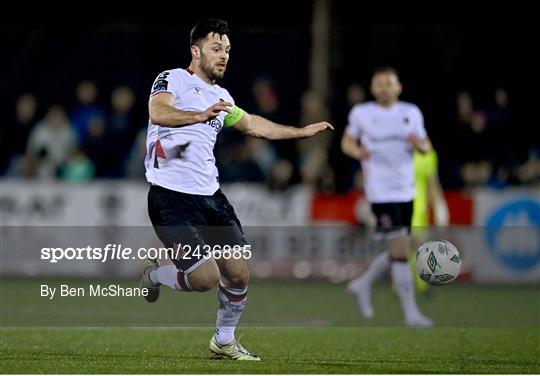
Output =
[
  {"x1": 189, "y1": 271, "x2": 220, "y2": 291},
  {"x1": 225, "y1": 268, "x2": 250, "y2": 288},
  {"x1": 388, "y1": 233, "x2": 412, "y2": 256},
  {"x1": 188, "y1": 260, "x2": 220, "y2": 292}
]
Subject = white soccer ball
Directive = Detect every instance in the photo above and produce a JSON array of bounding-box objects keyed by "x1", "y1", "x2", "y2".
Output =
[{"x1": 415, "y1": 239, "x2": 462, "y2": 285}]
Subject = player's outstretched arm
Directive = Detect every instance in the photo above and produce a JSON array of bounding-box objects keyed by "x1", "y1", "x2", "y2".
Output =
[
  {"x1": 149, "y1": 93, "x2": 232, "y2": 127},
  {"x1": 231, "y1": 109, "x2": 333, "y2": 140}
]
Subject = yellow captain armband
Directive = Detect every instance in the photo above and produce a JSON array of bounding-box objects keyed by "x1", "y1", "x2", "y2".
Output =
[{"x1": 224, "y1": 105, "x2": 245, "y2": 127}]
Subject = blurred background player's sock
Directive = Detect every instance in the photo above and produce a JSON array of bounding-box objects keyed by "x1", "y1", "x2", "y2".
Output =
[
  {"x1": 391, "y1": 259, "x2": 422, "y2": 319},
  {"x1": 347, "y1": 251, "x2": 390, "y2": 318},
  {"x1": 150, "y1": 264, "x2": 193, "y2": 291},
  {"x1": 215, "y1": 282, "x2": 247, "y2": 345},
  {"x1": 351, "y1": 251, "x2": 390, "y2": 288}
]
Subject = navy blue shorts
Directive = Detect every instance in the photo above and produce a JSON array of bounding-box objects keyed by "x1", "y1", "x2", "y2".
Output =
[
  {"x1": 147, "y1": 184, "x2": 248, "y2": 273},
  {"x1": 371, "y1": 201, "x2": 413, "y2": 239}
]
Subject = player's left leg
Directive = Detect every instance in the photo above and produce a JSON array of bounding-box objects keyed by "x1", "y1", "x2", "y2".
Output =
[
  {"x1": 204, "y1": 190, "x2": 260, "y2": 361},
  {"x1": 209, "y1": 254, "x2": 259, "y2": 360}
]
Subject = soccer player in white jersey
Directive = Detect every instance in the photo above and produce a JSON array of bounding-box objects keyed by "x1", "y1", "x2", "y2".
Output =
[
  {"x1": 341, "y1": 67, "x2": 433, "y2": 327},
  {"x1": 139, "y1": 19, "x2": 333, "y2": 361}
]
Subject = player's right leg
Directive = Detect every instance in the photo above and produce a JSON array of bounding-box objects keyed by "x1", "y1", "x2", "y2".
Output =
[
  {"x1": 347, "y1": 205, "x2": 393, "y2": 318},
  {"x1": 384, "y1": 202, "x2": 433, "y2": 327},
  {"x1": 141, "y1": 185, "x2": 220, "y2": 302},
  {"x1": 347, "y1": 250, "x2": 389, "y2": 318}
]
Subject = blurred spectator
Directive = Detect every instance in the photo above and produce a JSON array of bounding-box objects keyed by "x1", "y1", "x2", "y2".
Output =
[
  {"x1": 249, "y1": 78, "x2": 297, "y2": 186},
  {"x1": 60, "y1": 148, "x2": 95, "y2": 182},
  {"x1": 25, "y1": 105, "x2": 77, "y2": 179},
  {"x1": 298, "y1": 90, "x2": 332, "y2": 187},
  {"x1": 330, "y1": 83, "x2": 366, "y2": 192},
  {"x1": 267, "y1": 159, "x2": 294, "y2": 191},
  {"x1": 346, "y1": 84, "x2": 366, "y2": 108},
  {"x1": 1, "y1": 94, "x2": 37, "y2": 174},
  {"x1": 459, "y1": 111, "x2": 493, "y2": 188},
  {"x1": 108, "y1": 85, "x2": 137, "y2": 176},
  {"x1": 13, "y1": 94, "x2": 38, "y2": 156},
  {"x1": 252, "y1": 78, "x2": 282, "y2": 117},
  {"x1": 453, "y1": 92, "x2": 492, "y2": 188},
  {"x1": 216, "y1": 134, "x2": 264, "y2": 183},
  {"x1": 110, "y1": 86, "x2": 135, "y2": 133},
  {"x1": 81, "y1": 118, "x2": 117, "y2": 178},
  {"x1": 70, "y1": 80, "x2": 106, "y2": 142},
  {"x1": 245, "y1": 138, "x2": 278, "y2": 177},
  {"x1": 317, "y1": 166, "x2": 336, "y2": 193},
  {"x1": 333, "y1": 83, "x2": 366, "y2": 134},
  {"x1": 485, "y1": 87, "x2": 513, "y2": 186},
  {"x1": 516, "y1": 148, "x2": 540, "y2": 186},
  {"x1": 125, "y1": 128, "x2": 148, "y2": 179}
]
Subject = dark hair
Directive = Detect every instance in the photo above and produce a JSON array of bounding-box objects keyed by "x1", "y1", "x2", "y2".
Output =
[
  {"x1": 190, "y1": 19, "x2": 229, "y2": 46},
  {"x1": 372, "y1": 66, "x2": 399, "y2": 79}
]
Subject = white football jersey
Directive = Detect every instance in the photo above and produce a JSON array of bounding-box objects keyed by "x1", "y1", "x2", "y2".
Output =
[
  {"x1": 145, "y1": 68, "x2": 234, "y2": 195},
  {"x1": 345, "y1": 101, "x2": 427, "y2": 203}
]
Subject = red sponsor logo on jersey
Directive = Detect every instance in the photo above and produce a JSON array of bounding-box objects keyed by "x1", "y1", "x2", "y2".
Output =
[{"x1": 155, "y1": 139, "x2": 166, "y2": 158}]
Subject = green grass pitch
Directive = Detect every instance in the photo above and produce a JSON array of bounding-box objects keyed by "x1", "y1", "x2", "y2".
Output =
[{"x1": 1, "y1": 278, "x2": 538, "y2": 373}]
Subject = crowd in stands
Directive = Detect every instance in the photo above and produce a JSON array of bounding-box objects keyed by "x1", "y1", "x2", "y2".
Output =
[{"x1": 2, "y1": 79, "x2": 537, "y2": 192}]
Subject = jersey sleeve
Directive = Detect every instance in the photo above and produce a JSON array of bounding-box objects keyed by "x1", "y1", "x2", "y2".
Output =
[
  {"x1": 345, "y1": 107, "x2": 363, "y2": 139},
  {"x1": 221, "y1": 88, "x2": 235, "y2": 105},
  {"x1": 410, "y1": 106, "x2": 427, "y2": 139},
  {"x1": 150, "y1": 70, "x2": 184, "y2": 97}
]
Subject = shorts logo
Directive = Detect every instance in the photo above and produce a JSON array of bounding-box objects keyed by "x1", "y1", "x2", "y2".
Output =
[
  {"x1": 380, "y1": 214, "x2": 392, "y2": 227},
  {"x1": 194, "y1": 87, "x2": 201, "y2": 95}
]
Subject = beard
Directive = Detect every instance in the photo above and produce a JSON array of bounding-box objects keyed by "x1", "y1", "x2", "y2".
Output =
[
  {"x1": 376, "y1": 93, "x2": 397, "y2": 105},
  {"x1": 200, "y1": 55, "x2": 226, "y2": 81}
]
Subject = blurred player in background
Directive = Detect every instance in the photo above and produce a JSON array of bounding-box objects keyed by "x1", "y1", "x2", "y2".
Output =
[
  {"x1": 341, "y1": 67, "x2": 433, "y2": 327},
  {"x1": 140, "y1": 19, "x2": 333, "y2": 361}
]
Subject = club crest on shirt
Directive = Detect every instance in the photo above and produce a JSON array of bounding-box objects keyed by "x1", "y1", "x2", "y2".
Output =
[{"x1": 175, "y1": 142, "x2": 191, "y2": 159}]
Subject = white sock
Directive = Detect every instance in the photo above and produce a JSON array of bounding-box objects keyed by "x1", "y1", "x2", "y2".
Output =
[
  {"x1": 215, "y1": 282, "x2": 247, "y2": 346},
  {"x1": 391, "y1": 260, "x2": 421, "y2": 319},
  {"x1": 150, "y1": 265, "x2": 192, "y2": 291},
  {"x1": 351, "y1": 251, "x2": 390, "y2": 288}
]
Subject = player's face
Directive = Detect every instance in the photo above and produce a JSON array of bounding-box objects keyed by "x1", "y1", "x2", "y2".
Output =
[
  {"x1": 370, "y1": 72, "x2": 402, "y2": 105},
  {"x1": 199, "y1": 33, "x2": 231, "y2": 81}
]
